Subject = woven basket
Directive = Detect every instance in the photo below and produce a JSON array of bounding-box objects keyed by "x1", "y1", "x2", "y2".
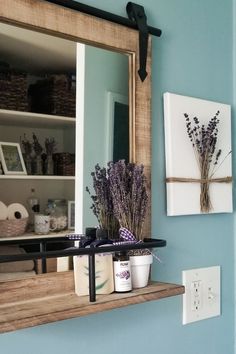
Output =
[
  {"x1": 53, "y1": 152, "x2": 75, "y2": 176},
  {"x1": 28, "y1": 74, "x2": 76, "y2": 117},
  {"x1": 0, "y1": 70, "x2": 28, "y2": 111},
  {"x1": 0, "y1": 218, "x2": 28, "y2": 237}
]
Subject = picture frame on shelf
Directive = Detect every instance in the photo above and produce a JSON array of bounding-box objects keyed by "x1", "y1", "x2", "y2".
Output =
[
  {"x1": 0, "y1": 142, "x2": 27, "y2": 175},
  {"x1": 68, "y1": 200, "x2": 75, "y2": 230}
]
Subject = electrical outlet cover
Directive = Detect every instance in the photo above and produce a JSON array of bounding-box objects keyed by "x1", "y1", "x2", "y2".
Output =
[{"x1": 182, "y1": 266, "x2": 221, "y2": 324}]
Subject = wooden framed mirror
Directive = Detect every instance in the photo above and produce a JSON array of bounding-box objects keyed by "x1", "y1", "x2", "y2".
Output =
[{"x1": 0, "y1": 0, "x2": 156, "y2": 332}]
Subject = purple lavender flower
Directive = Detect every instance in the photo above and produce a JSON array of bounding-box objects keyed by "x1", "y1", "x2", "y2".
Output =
[
  {"x1": 116, "y1": 270, "x2": 130, "y2": 280},
  {"x1": 86, "y1": 163, "x2": 119, "y2": 239},
  {"x1": 184, "y1": 110, "x2": 227, "y2": 212},
  {"x1": 107, "y1": 160, "x2": 148, "y2": 240}
]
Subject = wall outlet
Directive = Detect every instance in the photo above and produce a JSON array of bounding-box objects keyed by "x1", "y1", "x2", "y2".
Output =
[{"x1": 182, "y1": 266, "x2": 220, "y2": 324}]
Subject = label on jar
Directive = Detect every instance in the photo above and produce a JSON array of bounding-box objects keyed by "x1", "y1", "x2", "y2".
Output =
[{"x1": 113, "y1": 260, "x2": 132, "y2": 292}]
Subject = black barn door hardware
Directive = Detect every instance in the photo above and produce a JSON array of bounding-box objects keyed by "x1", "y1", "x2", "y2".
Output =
[{"x1": 45, "y1": 0, "x2": 162, "y2": 81}]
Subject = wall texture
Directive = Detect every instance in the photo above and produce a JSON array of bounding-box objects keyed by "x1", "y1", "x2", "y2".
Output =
[{"x1": 1, "y1": 1, "x2": 234, "y2": 353}]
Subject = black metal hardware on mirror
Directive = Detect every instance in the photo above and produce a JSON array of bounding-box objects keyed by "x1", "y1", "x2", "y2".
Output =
[
  {"x1": 126, "y1": 2, "x2": 148, "y2": 81},
  {"x1": 45, "y1": 0, "x2": 162, "y2": 81},
  {"x1": 0, "y1": 237, "x2": 166, "y2": 302}
]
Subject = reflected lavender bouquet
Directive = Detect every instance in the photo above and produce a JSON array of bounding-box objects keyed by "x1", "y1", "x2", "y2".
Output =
[
  {"x1": 107, "y1": 160, "x2": 148, "y2": 241},
  {"x1": 86, "y1": 164, "x2": 119, "y2": 239}
]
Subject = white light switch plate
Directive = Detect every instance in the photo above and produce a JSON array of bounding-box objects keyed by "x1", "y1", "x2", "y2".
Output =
[{"x1": 182, "y1": 266, "x2": 221, "y2": 324}]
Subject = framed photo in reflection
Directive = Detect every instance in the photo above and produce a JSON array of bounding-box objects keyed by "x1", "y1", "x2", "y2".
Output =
[{"x1": 0, "y1": 142, "x2": 27, "y2": 175}]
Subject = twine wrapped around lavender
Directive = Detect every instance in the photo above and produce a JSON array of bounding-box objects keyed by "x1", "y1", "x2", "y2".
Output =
[
  {"x1": 107, "y1": 160, "x2": 148, "y2": 241},
  {"x1": 86, "y1": 163, "x2": 119, "y2": 239},
  {"x1": 183, "y1": 111, "x2": 232, "y2": 212}
]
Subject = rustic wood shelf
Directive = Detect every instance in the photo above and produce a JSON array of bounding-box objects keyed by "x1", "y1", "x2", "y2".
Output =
[{"x1": 0, "y1": 271, "x2": 185, "y2": 333}]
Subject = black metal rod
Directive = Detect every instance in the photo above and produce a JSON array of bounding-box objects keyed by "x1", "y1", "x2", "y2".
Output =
[
  {"x1": 0, "y1": 239, "x2": 166, "y2": 263},
  {"x1": 40, "y1": 242, "x2": 47, "y2": 273},
  {"x1": 45, "y1": 0, "x2": 162, "y2": 37},
  {"x1": 89, "y1": 254, "x2": 96, "y2": 302}
]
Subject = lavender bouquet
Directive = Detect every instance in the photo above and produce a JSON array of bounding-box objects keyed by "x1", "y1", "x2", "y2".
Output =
[
  {"x1": 21, "y1": 134, "x2": 32, "y2": 157},
  {"x1": 184, "y1": 110, "x2": 231, "y2": 212},
  {"x1": 32, "y1": 133, "x2": 43, "y2": 156},
  {"x1": 86, "y1": 164, "x2": 119, "y2": 239},
  {"x1": 107, "y1": 160, "x2": 148, "y2": 241},
  {"x1": 45, "y1": 137, "x2": 57, "y2": 155}
]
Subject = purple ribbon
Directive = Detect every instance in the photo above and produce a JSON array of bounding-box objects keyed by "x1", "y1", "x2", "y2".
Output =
[
  {"x1": 119, "y1": 227, "x2": 162, "y2": 263},
  {"x1": 119, "y1": 227, "x2": 137, "y2": 242}
]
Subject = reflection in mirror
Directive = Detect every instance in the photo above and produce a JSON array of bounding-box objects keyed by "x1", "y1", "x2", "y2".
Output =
[
  {"x1": 0, "y1": 21, "x2": 129, "y2": 278},
  {"x1": 80, "y1": 44, "x2": 129, "y2": 231}
]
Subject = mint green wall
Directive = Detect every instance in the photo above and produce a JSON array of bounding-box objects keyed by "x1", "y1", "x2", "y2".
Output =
[
  {"x1": 1, "y1": 1, "x2": 235, "y2": 354},
  {"x1": 83, "y1": 45, "x2": 128, "y2": 230},
  {"x1": 233, "y1": 0, "x2": 236, "y2": 351}
]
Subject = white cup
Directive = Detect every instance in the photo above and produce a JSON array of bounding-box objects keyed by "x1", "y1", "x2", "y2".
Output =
[{"x1": 34, "y1": 214, "x2": 55, "y2": 234}]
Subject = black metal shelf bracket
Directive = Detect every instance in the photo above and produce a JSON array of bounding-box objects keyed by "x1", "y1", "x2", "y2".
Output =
[{"x1": 45, "y1": 0, "x2": 162, "y2": 82}]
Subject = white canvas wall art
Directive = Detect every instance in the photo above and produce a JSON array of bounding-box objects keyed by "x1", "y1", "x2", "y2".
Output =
[{"x1": 163, "y1": 92, "x2": 232, "y2": 216}]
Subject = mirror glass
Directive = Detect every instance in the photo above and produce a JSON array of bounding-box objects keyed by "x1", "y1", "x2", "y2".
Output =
[{"x1": 0, "y1": 21, "x2": 129, "y2": 279}]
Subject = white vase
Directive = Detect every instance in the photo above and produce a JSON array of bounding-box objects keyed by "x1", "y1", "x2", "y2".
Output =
[{"x1": 130, "y1": 254, "x2": 153, "y2": 288}]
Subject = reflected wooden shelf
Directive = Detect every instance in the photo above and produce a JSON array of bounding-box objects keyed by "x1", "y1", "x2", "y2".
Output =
[
  {"x1": 0, "y1": 229, "x2": 72, "y2": 242},
  {"x1": 0, "y1": 271, "x2": 185, "y2": 333},
  {"x1": 0, "y1": 109, "x2": 75, "y2": 128},
  {"x1": 0, "y1": 175, "x2": 75, "y2": 180}
]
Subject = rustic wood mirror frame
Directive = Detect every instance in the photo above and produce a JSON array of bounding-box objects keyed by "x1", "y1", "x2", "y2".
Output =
[{"x1": 0, "y1": 0, "x2": 156, "y2": 332}]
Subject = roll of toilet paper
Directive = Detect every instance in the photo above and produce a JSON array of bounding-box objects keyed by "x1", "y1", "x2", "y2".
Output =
[
  {"x1": 7, "y1": 203, "x2": 29, "y2": 220},
  {"x1": 0, "y1": 201, "x2": 8, "y2": 220}
]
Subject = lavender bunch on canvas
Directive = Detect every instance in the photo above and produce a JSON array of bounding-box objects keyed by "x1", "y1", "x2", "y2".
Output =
[
  {"x1": 184, "y1": 110, "x2": 231, "y2": 212},
  {"x1": 107, "y1": 160, "x2": 148, "y2": 241},
  {"x1": 86, "y1": 164, "x2": 119, "y2": 239}
]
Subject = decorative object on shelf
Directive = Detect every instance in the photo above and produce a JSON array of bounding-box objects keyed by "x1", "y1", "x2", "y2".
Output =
[
  {"x1": 130, "y1": 254, "x2": 153, "y2": 288},
  {"x1": 34, "y1": 214, "x2": 56, "y2": 234},
  {"x1": 46, "y1": 154, "x2": 54, "y2": 175},
  {"x1": 28, "y1": 74, "x2": 76, "y2": 117},
  {"x1": 21, "y1": 134, "x2": 59, "y2": 175},
  {"x1": 0, "y1": 219, "x2": 27, "y2": 238},
  {"x1": 53, "y1": 152, "x2": 75, "y2": 176},
  {"x1": 46, "y1": 199, "x2": 68, "y2": 231},
  {"x1": 118, "y1": 226, "x2": 153, "y2": 288},
  {"x1": 45, "y1": 137, "x2": 57, "y2": 175},
  {"x1": 32, "y1": 133, "x2": 43, "y2": 175},
  {"x1": 107, "y1": 160, "x2": 148, "y2": 241},
  {"x1": 74, "y1": 253, "x2": 114, "y2": 296},
  {"x1": 164, "y1": 92, "x2": 233, "y2": 216},
  {"x1": 20, "y1": 134, "x2": 32, "y2": 174},
  {"x1": 0, "y1": 202, "x2": 29, "y2": 237},
  {"x1": 87, "y1": 160, "x2": 152, "y2": 289},
  {"x1": 113, "y1": 251, "x2": 132, "y2": 292},
  {"x1": 0, "y1": 62, "x2": 28, "y2": 111},
  {"x1": 0, "y1": 142, "x2": 27, "y2": 175},
  {"x1": 68, "y1": 201, "x2": 75, "y2": 230},
  {"x1": 41, "y1": 153, "x2": 47, "y2": 175},
  {"x1": 27, "y1": 188, "x2": 40, "y2": 231},
  {"x1": 86, "y1": 163, "x2": 119, "y2": 239}
]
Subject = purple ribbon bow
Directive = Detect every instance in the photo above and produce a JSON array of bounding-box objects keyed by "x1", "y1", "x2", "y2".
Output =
[{"x1": 119, "y1": 227, "x2": 137, "y2": 242}]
